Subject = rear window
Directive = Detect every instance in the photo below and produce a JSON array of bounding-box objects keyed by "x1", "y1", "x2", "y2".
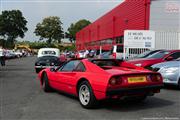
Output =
[
  {"x1": 146, "y1": 51, "x2": 170, "y2": 59},
  {"x1": 42, "y1": 51, "x2": 56, "y2": 55},
  {"x1": 91, "y1": 60, "x2": 120, "y2": 67},
  {"x1": 37, "y1": 56, "x2": 59, "y2": 61}
]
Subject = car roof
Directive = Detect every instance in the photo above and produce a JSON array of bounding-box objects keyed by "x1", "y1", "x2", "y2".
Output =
[{"x1": 166, "y1": 49, "x2": 180, "y2": 52}]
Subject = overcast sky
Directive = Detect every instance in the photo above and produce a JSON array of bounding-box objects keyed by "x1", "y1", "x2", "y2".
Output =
[{"x1": 0, "y1": 0, "x2": 123, "y2": 41}]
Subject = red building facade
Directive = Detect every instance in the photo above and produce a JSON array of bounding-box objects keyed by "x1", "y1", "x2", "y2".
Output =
[{"x1": 76, "y1": 0, "x2": 151, "y2": 51}]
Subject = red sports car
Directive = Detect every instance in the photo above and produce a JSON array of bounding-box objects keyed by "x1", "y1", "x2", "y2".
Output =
[
  {"x1": 38, "y1": 59, "x2": 163, "y2": 108},
  {"x1": 127, "y1": 50, "x2": 180, "y2": 69}
]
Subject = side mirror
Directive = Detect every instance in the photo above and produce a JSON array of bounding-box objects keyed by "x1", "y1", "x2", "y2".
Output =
[
  {"x1": 165, "y1": 56, "x2": 173, "y2": 61},
  {"x1": 50, "y1": 68, "x2": 56, "y2": 72}
]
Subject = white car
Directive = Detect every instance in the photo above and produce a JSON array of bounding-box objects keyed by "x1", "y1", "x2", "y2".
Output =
[
  {"x1": 109, "y1": 45, "x2": 124, "y2": 59},
  {"x1": 37, "y1": 48, "x2": 60, "y2": 58},
  {"x1": 14, "y1": 51, "x2": 23, "y2": 58}
]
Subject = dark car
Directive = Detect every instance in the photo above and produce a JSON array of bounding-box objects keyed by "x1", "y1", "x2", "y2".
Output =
[{"x1": 35, "y1": 56, "x2": 62, "y2": 73}]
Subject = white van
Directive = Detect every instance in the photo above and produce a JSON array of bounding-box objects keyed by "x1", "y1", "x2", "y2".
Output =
[
  {"x1": 110, "y1": 45, "x2": 124, "y2": 59},
  {"x1": 37, "y1": 48, "x2": 60, "y2": 57}
]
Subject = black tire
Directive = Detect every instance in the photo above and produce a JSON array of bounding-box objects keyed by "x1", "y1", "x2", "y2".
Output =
[
  {"x1": 35, "y1": 68, "x2": 40, "y2": 73},
  {"x1": 78, "y1": 81, "x2": 98, "y2": 109},
  {"x1": 178, "y1": 78, "x2": 180, "y2": 89},
  {"x1": 42, "y1": 73, "x2": 52, "y2": 92}
]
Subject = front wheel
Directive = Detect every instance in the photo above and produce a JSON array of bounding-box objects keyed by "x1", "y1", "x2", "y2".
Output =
[{"x1": 78, "y1": 81, "x2": 98, "y2": 109}]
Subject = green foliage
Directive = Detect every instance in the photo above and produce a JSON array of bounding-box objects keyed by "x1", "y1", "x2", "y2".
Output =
[
  {"x1": 0, "y1": 10, "x2": 28, "y2": 48},
  {"x1": 66, "y1": 19, "x2": 91, "y2": 42},
  {"x1": 16, "y1": 40, "x2": 75, "y2": 51},
  {"x1": 34, "y1": 16, "x2": 64, "y2": 45}
]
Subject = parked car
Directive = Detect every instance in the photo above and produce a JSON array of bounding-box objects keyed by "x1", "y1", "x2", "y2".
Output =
[
  {"x1": 76, "y1": 50, "x2": 89, "y2": 58},
  {"x1": 69, "y1": 51, "x2": 76, "y2": 58},
  {"x1": 151, "y1": 58, "x2": 180, "y2": 88},
  {"x1": 38, "y1": 59, "x2": 163, "y2": 108},
  {"x1": 35, "y1": 56, "x2": 62, "y2": 73},
  {"x1": 127, "y1": 50, "x2": 180, "y2": 69},
  {"x1": 5, "y1": 50, "x2": 16, "y2": 59},
  {"x1": 99, "y1": 51, "x2": 111, "y2": 59},
  {"x1": 132, "y1": 49, "x2": 163, "y2": 59},
  {"x1": 14, "y1": 51, "x2": 23, "y2": 58},
  {"x1": 88, "y1": 50, "x2": 97, "y2": 58},
  {"x1": 109, "y1": 45, "x2": 123, "y2": 59}
]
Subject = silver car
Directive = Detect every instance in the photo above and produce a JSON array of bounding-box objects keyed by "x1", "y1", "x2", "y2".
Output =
[{"x1": 151, "y1": 59, "x2": 180, "y2": 88}]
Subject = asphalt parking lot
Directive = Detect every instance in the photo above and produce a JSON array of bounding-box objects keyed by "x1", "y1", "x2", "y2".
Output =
[{"x1": 1, "y1": 56, "x2": 180, "y2": 120}]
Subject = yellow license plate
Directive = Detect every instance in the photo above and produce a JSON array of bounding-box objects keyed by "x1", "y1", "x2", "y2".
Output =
[{"x1": 128, "y1": 76, "x2": 146, "y2": 83}]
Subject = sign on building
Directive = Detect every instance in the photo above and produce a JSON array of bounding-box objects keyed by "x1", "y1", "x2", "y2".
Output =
[
  {"x1": 124, "y1": 30, "x2": 155, "y2": 59},
  {"x1": 124, "y1": 30, "x2": 155, "y2": 48}
]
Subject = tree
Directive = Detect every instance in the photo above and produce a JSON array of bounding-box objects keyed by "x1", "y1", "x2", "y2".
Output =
[
  {"x1": 66, "y1": 19, "x2": 91, "y2": 42},
  {"x1": 34, "y1": 16, "x2": 64, "y2": 45},
  {"x1": 0, "y1": 10, "x2": 28, "y2": 48}
]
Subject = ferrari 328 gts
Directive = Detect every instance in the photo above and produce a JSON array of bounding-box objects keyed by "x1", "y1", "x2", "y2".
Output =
[{"x1": 38, "y1": 59, "x2": 163, "y2": 108}]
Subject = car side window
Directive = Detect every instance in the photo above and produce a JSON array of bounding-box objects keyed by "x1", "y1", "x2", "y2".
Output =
[
  {"x1": 59, "y1": 60, "x2": 80, "y2": 72},
  {"x1": 74, "y1": 62, "x2": 86, "y2": 72},
  {"x1": 169, "y1": 52, "x2": 180, "y2": 59}
]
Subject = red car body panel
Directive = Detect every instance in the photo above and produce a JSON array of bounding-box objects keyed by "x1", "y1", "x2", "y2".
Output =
[
  {"x1": 127, "y1": 58, "x2": 162, "y2": 68},
  {"x1": 127, "y1": 50, "x2": 180, "y2": 68},
  {"x1": 38, "y1": 59, "x2": 163, "y2": 100}
]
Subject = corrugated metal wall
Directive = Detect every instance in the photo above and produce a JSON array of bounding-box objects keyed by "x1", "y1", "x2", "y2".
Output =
[
  {"x1": 150, "y1": 0, "x2": 180, "y2": 50},
  {"x1": 155, "y1": 31, "x2": 180, "y2": 49}
]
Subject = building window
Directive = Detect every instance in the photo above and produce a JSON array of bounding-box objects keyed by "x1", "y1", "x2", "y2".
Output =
[{"x1": 116, "y1": 36, "x2": 124, "y2": 44}]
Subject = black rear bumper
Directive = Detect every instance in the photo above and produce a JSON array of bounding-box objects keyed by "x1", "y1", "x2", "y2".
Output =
[{"x1": 106, "y1": 85, "x2": 163, "y2": 96}]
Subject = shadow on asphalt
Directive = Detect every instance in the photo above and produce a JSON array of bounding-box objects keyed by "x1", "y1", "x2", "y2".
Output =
[
  {"x1": 50, "y1": 89, "x2": 174, "y2": 111},
  {"x1": 99, "y1": 97, "x2": 174, "y2": 111},
  {"x1": 163, "y1": 85, "x2": 180, "y2": 91}
]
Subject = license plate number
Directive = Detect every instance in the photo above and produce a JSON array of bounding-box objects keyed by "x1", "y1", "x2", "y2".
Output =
[{"x1": 128, "y1": 76, "x2": 146, "y2": 83}]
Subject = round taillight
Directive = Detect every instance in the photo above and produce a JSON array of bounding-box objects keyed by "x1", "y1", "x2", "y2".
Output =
[
  {"x1": 109, "y1": 77, "x2": 122, "y2": 86},
  {"x1": 151, "y1": 74, "x2": 162, "y2": 82},
  {"x1": 109, "y1": 78, "x2": 117, "y2": 85},
  {"x1": 156, "y1": 74, "x2": 162, "y2": 81}
]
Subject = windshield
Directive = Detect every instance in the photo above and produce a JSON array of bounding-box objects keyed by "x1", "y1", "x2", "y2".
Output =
[
  {"x1": 146, "y1": 51, "x2": 170, "y2": 59},
  {"x1": 176, "y1": 57, "x2": 180, "y2": 61},
  {"x1": 135, "y1": 51, "x2": 151, "y2": 58},
  {"x1": 91, "y1": 59, "x2": 120, "y2": 67}
]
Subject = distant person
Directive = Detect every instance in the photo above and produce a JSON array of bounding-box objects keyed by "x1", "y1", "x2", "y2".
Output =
[{"x1": 0, "y1": 48, "x2": 6, "y2": 66}]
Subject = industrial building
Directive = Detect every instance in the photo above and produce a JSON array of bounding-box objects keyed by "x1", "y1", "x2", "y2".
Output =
[{"x1": 76, "y1": 0, "x2": 180, "y2": 51}]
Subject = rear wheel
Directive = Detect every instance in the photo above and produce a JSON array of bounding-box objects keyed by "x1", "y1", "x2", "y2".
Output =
[
  {"x1": 78, "y1": 81, "x2": 98, "y2": 109},
  {"x1": 42, "y1": 73, "x2": 52, "y2": 92}
]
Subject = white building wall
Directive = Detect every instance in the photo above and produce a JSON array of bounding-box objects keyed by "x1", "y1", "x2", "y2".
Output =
[{"x1": 150, "y1": 0, "x2": 180, "y2": 50}]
